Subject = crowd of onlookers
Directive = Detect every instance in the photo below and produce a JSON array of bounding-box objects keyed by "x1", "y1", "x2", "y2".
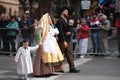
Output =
[
  {"x1": 69, "y1": 13, "x2": 120, "y2": 58},
  {"x1": 0, "y1": 10, "x2": 120, "y2": 58},
  {"x1": 0, "y1": 11, "x2": 34, "y2": 54}
]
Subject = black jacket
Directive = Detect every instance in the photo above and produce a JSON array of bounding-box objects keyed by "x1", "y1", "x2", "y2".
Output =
[{"x1": 56, "y1": 17, "x2": 71, "y2": 42}]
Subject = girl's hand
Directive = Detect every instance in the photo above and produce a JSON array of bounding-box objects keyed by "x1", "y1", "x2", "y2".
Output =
[
  {"x1": 79, "y1": 25, "x2": 82, "y2": 28},
  {"x1": 77, "y1": 24, "x2": 80, "y2": 29},
  {"x1": 14, "y1": 61, "x2": 18, "y2": 64}
]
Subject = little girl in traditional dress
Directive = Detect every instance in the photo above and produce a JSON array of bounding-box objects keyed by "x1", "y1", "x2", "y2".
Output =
[{"x1": 14, "y1": 39, "x2": 39, "y2": 80}]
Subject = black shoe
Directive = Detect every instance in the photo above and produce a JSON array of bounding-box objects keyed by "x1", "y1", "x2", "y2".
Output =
[
  {"x1": 6, "y1": 53, "x2": 10, "y2": 56},
  {"x1": 13, "y1": 54, "x2": 16, "y2": 56},
  {"x1": 69, "y1": 68, "x2": 80, "y2": 73},
  {"x1": 94, "y1": 54, "x2": 100, "y2": 57},
  {"x1": 117, "y1": 55, "x2": 120, "y2": 58},
  {"x1": 1, "y1": 49, "x2": 5, "y2": 51},
  {"x1": 56, "y1": 70, "x2": 64, "y2": 73}
]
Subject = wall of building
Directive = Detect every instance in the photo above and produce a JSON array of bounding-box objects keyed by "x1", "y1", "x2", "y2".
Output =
[{"x1": 0, "y1": 0, "x2": 19, "y2": 15}]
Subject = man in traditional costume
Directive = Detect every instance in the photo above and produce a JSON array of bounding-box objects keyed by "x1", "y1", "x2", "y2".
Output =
[{"x1": 56, "y1": 7, "x2": 80, "y2": 73}]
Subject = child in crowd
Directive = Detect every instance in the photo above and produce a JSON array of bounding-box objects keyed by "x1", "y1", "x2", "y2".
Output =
[
  {"x1": 14, "y1": 39, "x2": 39, "y2": 80},
  {"x1": 76, "y1": 19, "x2": 89, "y2": 58}
]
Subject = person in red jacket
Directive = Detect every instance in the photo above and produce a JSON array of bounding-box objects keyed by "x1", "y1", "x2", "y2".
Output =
[
  {"x1": 115, "y1": 15, "x2": 120, "y2": 58},
  {"x1": 76, "y1": 19, "x2": 89, "y2": 58}
]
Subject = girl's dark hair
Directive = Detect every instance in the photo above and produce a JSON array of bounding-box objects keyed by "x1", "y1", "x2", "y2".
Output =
[
  {"x1": 10, "y1": 16, "x2": 16, "y2": 20},
  {"x1": 23, "y1": 39, "x2": 29, "y2": 43}
]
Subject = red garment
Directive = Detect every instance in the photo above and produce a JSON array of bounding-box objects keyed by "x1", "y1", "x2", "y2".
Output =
[
  {"x1": 115, "y1": 18, "x2": 120, "y2": 34},
  {"x1": 115, "y1": 19, "x2": 120, "y2": 28},
  {"x1": 90, "y1": 18, "x2": 99, "y2": 22},
  {"x1": 76, "y1": 25, "x2": 89, "y2": 40}
]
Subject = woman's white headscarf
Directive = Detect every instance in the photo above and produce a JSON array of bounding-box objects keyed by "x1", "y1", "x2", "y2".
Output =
[{"x1": 37, "y1": 13, "x2": 53, "y2": 42}]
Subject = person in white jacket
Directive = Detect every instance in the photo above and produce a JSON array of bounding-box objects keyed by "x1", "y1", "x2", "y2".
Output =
[{"x1": 14, "y1": 39, "x2": 39, "y2": 80}]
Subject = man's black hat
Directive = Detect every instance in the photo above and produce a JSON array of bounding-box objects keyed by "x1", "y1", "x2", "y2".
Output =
[{"x1": 60, "y1": 7, "x2": 69, "y2": 13}]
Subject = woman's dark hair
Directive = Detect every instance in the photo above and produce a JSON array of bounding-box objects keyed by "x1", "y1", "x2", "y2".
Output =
[
  {"x1": 74, "y1": 17, "x2": 81, "y2": 28},
  {"x1": 10, "y1": 16, "x2": 16, "y2": 20}
]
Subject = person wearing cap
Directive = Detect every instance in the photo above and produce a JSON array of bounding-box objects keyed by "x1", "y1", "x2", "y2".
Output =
[
  {"x1": 24, "y1": 11, "x2": 34, "y2": 45},
  {"x1": 25, "y1": 11, "x2": 34, "y2": 26},
  {"x1": 14, "y1": 39, "x2": 39, "y2": 80},
  {"x1": 56, "y1": 7, "x2": 80, "y2": 73}
]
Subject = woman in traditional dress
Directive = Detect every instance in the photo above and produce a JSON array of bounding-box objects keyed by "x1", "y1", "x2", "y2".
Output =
[{"x1": 33, "y1": 13, "x2": 64, "y2": 76}]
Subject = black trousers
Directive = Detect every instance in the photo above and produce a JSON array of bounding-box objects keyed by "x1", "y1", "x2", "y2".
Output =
[
  {"x1": 1, "y1": 35, "x2": 8, "y2": 50},
  {"x1": 7, "y1": 36, "x2": 16, "y2": 52}
]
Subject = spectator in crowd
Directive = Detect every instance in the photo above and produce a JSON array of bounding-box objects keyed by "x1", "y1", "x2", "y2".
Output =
[
  {"x1": 25, "y1": 11, "x2": 34, "y2": 26},
  {"x1": 31, "y1": 18, "x2": 42, "y2": 46},
  {"x1": 76, "y1": 19, "x2": 89, "y2": 58},
  {"x1": 108, "y1": 13, "x2": 113, "y2": 38},
  {"x1": 68, "y1": 19, "x2": 76, "y2": 52},
  {"x1": 115, "y1": 15, "x2": 120, "y2": 58},
  {"x1": 0, "y1": 14, "x2": 5, "y2": 50},
  {"x1": 6, "y1": 16, "x2": 19, "y2": 55},
  {"x1": 20, "y1": 14, "x2": 31, "y2": 45},
  {"x1": 57, "y1": 7, "x2": 80, "y2": 73},
  {"x1": 25, "y1": 11, "x2": 34, "y2": 43},
  {"x1": 20, "y1": 11, "x2": 34, "y2": 46},
  {"x1": 0, "y1": 14, "x2": 10, "y2": 52},
  {"x1": 90, "y1": 14, "x2": 102, "y2": 54},
  {"x1": 98, "y1": 15, "x2": 110, "y2": 56},
  {"x1": 52, "y1": 17, "x2": 58, "y2": 28},
  {"x1": 73, "y1": 18, "x2": 81, "y2": 53}
]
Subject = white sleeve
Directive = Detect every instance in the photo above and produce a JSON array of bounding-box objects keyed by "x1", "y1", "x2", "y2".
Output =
[
  {"x1": 95, "y1": 21, "x2": 100, "y2": 25},
  {"x1": 90, "y1": 22, "x2": 93, "y2": 26},
  {"x1": 54, "y1": 28, "x2": 59, "y2": 35},
  {"x1": 14, "y1": 48, "x2": 21, "y2": 62},
  {"x1": 29, "y1": 45, "x2": 39, "y2": 51}
]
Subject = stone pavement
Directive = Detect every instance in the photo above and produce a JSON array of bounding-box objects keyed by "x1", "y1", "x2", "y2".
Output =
[
  {"x1": 55, "y1": 57, "x2": 120, "y2": 80},
  {"x1": 0, "y1": 55, "x2": 120, "y2": 80},
  {"x1": 0, "y1": 55, "x2": 92, "y2": 80}
]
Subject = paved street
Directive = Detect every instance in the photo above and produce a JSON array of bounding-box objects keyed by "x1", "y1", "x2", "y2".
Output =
[
  {"x1": 55, "y1": 57, "x2": 120, "y2": 80},
  {"x1": 0, "y1": 32, "x2": 120, "y2": 80},
  {"x1": 0, "y1": 55, "x2": 120, "y2": 80}
]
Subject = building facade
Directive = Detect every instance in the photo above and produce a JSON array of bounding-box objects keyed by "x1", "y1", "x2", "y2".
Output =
[{"x1": 0, "y1": 0, "x2": 19, "y2": 16}]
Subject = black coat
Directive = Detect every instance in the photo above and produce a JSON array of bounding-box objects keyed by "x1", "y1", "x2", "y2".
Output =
[
  {"x1": 56, "y1": 17, "x2": 71, "y2": 42},
  {"x1": 0, "y1": 19, "x2": 10, "y2": 35}
]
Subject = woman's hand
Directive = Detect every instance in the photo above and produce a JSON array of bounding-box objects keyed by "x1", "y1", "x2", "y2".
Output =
[
  {"x1": 39, "y1": 41, "x2": 43, "y2": 46},
  {"x1": 24, "y1": 26, "x2": 28, "y2": 29}
]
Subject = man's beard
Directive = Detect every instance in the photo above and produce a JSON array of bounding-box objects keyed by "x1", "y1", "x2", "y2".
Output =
[{"x1": 64, "y1": 14, "x2": 69, "y2": 18}]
